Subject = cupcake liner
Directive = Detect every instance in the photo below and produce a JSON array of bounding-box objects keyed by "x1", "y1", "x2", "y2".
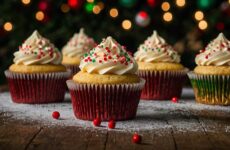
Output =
[
  {"x1": 66, "y1": 78, "x2": 145, "y2": 121},
  {"x1": 5, "y1": 70, "x2": 70, "y2": 104},
  {"x1": 63, "y1": 64, "x2": 80, "y2": 78},
  {"x1": 188, "y1": 71, "x2": 230, "y2": 105},
  {"x1": 137, "y1": 69, "x2": 188, "y2": 100}
]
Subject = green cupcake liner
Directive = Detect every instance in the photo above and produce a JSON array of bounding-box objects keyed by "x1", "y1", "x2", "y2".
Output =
[{"x1": 188, "y1": 71, "x2": 230, "y2": 106}]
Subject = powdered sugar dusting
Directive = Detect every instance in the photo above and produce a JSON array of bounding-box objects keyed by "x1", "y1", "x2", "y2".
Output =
[{"x1": 0, "y1": 88, "x2": 230, "y2": 133}]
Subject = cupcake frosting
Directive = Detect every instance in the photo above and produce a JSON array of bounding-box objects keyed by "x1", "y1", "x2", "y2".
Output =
[
  {"x1": 134, "y1": 30, "x2": 180, "y2": 63},
  {"x1": 13, "y1": 30, "x2": 61, "y2": 65},
  {"x1": 62, "y1": 28, "x2": 96, "y2": 58},
  {"x1": 195, "y1": 33, "x2": 230, "y2": 66},
  {"x1": 79, "y1": 36, "x2": 138, "y2": 75}
]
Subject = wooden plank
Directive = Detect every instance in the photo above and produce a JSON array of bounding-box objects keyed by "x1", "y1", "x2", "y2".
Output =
[
  {"x1": 166, "y1": 109, "x2": 215, "y2": 150},
  {"x1": 86, "y1": 129, "x2": 108, "y2": 150},
  {"x1": 27, "y1": 126, "x2": 91, "y2": 150},
  {"x1": 0, "y1": 118, "x2": 42, "y2": 150},
  {"x1": 197, "y1": 117, "x2": 230, "y2": 150}
]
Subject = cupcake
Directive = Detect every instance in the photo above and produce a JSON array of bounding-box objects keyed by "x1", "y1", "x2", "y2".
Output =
[
  {"x1": 188, "y1": 33, "x2": 230, "y2": 105},
  {"x1": 66, "y1": 36, "x2": 145, "y2": 121},
  {"x1": 62, "y1": 28, "x2": 96, "y2": 77},
  {"x1": 5, "y1": 30, "x2": 70, "y2": 104},
  {"x1": 134, "y1": 31, "x2": 188, "y2": 100}
]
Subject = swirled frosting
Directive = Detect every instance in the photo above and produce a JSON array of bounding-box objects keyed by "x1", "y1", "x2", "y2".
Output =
[
  {"x1": 195, "y1": 33, "x2": 230, "y2": 66},
  {"x1": 62, "y1": 28, "x2": 96, "y2": 58},
  {"x1": 134, "y1": 31, "x2": 180, "y2": 63},
  {"x1": 79, "y1": 36, "x2": 138, "y2": 75},
  {"x1": 13, "y1": 30, "x2": 62, "y2": 65}
]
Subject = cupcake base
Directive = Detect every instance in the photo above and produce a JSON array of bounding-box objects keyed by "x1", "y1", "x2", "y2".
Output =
[
  {"x1": 188, "y1": 71, "x2": 230, "y2": 106},
  {"x1": 5, "y1": 70, "x2": 70, "y2": 104},
  {"x1": 137, "y1": 69, "x2": 188, "y2": 100},
  {"x1": 66, "y1": 79, "x2": 145, "y2": 121}
]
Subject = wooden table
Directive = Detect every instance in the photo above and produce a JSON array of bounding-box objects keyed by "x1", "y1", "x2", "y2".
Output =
[{"x1": 0, "y1": 85, "x2": 230, "y2": 150}]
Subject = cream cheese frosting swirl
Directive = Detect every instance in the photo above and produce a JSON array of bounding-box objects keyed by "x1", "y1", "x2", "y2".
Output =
[
  {"x1": 13, "y1": 30, "x2": 62, "y2": 65},
  {"x1": 62, "y1": 28, "x2": 96, "y2": 58},
  {"x1": 134, "y1": 30, "x2": 180, "y2": 63},
  {"x1": 79, "y1": 36, "x2": 138, "y2": 75},
  {"x1": 195, "y1": 33, "x2": 230, "y2": 66}
]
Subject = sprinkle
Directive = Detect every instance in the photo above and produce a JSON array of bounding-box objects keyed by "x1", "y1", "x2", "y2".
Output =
[
  {"x1": 99, "y1": 60, "x2": 102, "y2": 63},
  {"x1": 104, "y1": 57, "x2": 107, "y2": 61},
  {"x1": 92, "y1": 59, "x2": 96, "y2": 63},
  {"x1": 205, "y1": 55, "x2": 208, "y2": 59},
  {"x1": 84, "y1": 59, "x2": 88, "y2": 62},
  {"x1": 108, "y1": 56, "x2": 112, "y2": 59}
]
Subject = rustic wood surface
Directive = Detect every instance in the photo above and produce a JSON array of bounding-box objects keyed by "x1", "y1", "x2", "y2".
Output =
[{"x1": 0, "y1": 85, "x2": 230, "y2": 150}]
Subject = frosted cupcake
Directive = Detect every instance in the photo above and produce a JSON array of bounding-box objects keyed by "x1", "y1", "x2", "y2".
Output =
[
  {"x1": 62, "y1": 28, "x2": 96, "y2": 77},
  {"x1": 134, "y1": 31, "x2": 188, "y2": 100},
  {"x1": 188, "y1": 33, "x2": 230, "y2": 105},
  {"x1": 5, "y1": 30, "x2": 70, "y2": 104},
  {"x1": 67, "y1": 36, "x2": 145, "y2": 121}
]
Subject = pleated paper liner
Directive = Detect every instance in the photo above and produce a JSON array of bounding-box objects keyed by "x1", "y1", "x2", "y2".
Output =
[
  {"x1": 188, "y1": 71, "x2": 230, "y2": 106},
  {"x1": 137, "y1": 69, "x2": 188, "y2": 100},
  {"x1": 5, "y1": 70, "x2": 70, "y2": 104},
  {"x1": 67, "y1": 78, "x2": 145, "y2": 121}
]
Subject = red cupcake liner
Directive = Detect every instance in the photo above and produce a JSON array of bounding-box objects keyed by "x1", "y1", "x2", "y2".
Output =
[
  {"x1": 66, "y1": 78, "x2": 145, "y2": 121},
  {"x1": 63, "y1": 64, "x2": 80, "y2": 78},
  {"x1": 5, "y1": 70, "x2": 70, "y2": 104},
  {"x1": 137, "y1": 69, "x2": 188, "y2": 100}
]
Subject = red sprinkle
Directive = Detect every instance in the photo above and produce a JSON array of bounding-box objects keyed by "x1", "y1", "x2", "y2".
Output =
[
  {"x1": 52, "y1": 111, "x2": 60, "y2": 119},
  {"x1": 104, "y1": 57, "x2": 107, "y2": 61},
  {"x1": 99, "y1": 60, "x2": 102, "y2": 63},
  {"x1": 205, "y1": 55, "x2": 208, "y2": 59},
  {"x1": 108, "y1": 56, "x2": 112, "y2": 59}
]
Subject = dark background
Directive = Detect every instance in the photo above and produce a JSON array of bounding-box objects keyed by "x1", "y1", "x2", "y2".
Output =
[{"x1": 0, "y1": 0, "x2": 230, "y2": 84}]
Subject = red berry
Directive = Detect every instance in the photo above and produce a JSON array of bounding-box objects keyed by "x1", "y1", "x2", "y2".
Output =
[
  {"x1": 52, "y1": 111, "x2": 60, "y2": 119},
  {"x1": 108, "y1": 120, "x2": 116, "y2": 129},
  {"x1": 132, "y1": 133, "x2": 141, "y2": 144},
  {"x1": 93, "y1": 118, "x2": 101, "y2": 127},
  {"x1": 171, "y1": 97, "x2": 178, "y2": 103}
]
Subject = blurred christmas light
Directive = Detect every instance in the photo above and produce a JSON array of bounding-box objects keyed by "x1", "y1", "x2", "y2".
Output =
[
  {"x1": 109, "y1": 8, "x2": 119, "y2": 18},
  {"x1": 216, "y1": 22, "x2": 225, "y2": 31},
  {"x1": 87, "y1": 0, "x2": 94, "y2": 3},
  {"x1": 197, "y1": 0, "x2": 214, "y2": 10},
  {"x1": 97, "y1": 2, "x2": 104, "y2": 10},
  {"x1": 194, "y1": 11, "x2": 204, "y2": 21},
  {"x1": 163, "y1": 12, "x2": 173, "y2": 22},
  {"x1": 229, "y1": 0, "x2": 230, "y2": 4},
  {"x1": 93, "y1": 5, "x2": 101, "y2": 14},
  {"x1": 35, "y1": 11, "x2": 45, "y2": 21},
  {"x1": 3, "y1": 22, "x2": 13, "y2": 32},
  {"x1": 38, "y1": 0, "x2": 48, "y2": 11},
  {"x1": 198, "y1": 20, "x2": 208, "y2": 30},
  {"x1": 61, "y1": 4, "x2": 70, "y2": 13},
  {"x1": 122, "y1": 20, "x2": 132, "y2": 30},
  {"x1": 21, "y1": 0, "x2": 31, "y2": 5},
  {"x1": 176, "y1": 0, "x2": 186, "y2": 7},
  {"x1": 68, "y1": 0, "x2": 82, "y2": 9},
  {"x1": 161, "y1": 2, "x2": 170, "y2": 11},
  {"x1": 147, "y1": 0, "x2": 157, "y2": 8},
  {"x1": 119, "y1": 0, "x2": 137, "y2": 8},
  {"x1": 135, "y1": 11, "x2": 150, "y2": 27},
  {"x1": 85, "y1": 3, "x2": 94, "y2": 13}
]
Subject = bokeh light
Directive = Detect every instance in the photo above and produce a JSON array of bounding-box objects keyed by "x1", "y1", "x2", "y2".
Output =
[
  {"x1": 61, "y1": 4, "x2": 70, "y2": 13},
  {"x1": 194, "y1": 11, "x2": 204, "y2": 21},
  {"x1": 110, "y1": 8, "x2": 119, "y2": 18},
  {"x1": 122, "y1": 20, "x2": 132, "y2": 30},
  {"x1": 161, "y1": 2, "x2": 170, "y2": 11},
  {"x1": 163, "y1": 12, "x2": 173, "y2": 22},
  {"x1": 21, "y1": 0, "x2": 30, "y2": 5},
  {"x1": 4, "y1": 22, "x2": 13, "y2": 32},
  {"x1": 198, "y1": 20, "x2": 208, "y2": 30},
  {"x1": 35, "y1": 11, "x2": 45, "y2": 21},
  {"x1": 176, "y1": 0, "x2": 186, "y2": 7}
]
